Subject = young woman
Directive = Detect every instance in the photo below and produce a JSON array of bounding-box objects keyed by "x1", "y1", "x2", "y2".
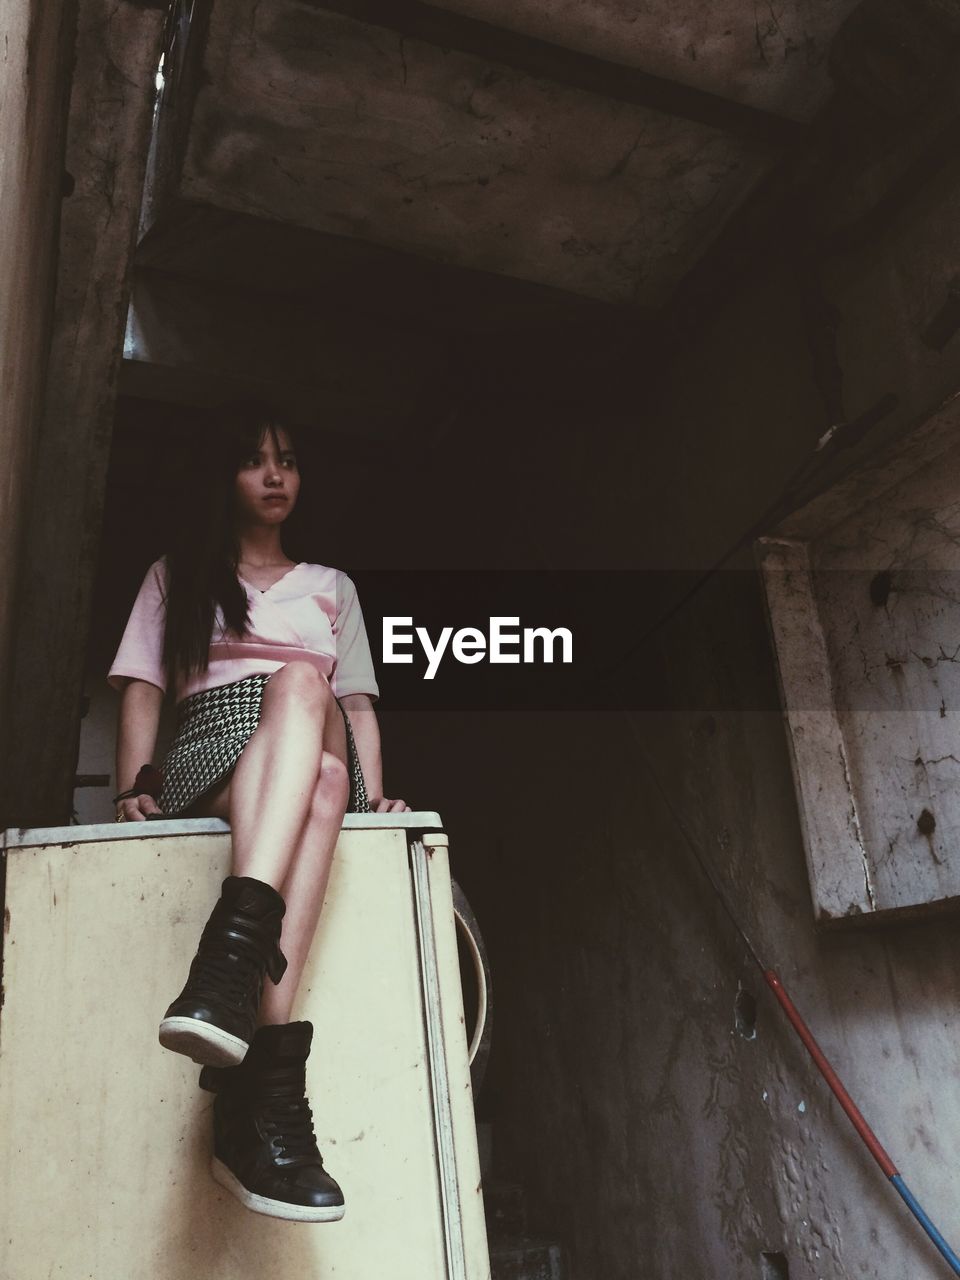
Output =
[{"x1": 108, "y1": 403, "x2": 409, "y2": 1223}]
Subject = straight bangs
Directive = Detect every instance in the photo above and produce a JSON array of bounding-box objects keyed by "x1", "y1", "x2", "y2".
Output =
[{"x1": 162, "y1": 402, "x2": 301, "y2": 681}]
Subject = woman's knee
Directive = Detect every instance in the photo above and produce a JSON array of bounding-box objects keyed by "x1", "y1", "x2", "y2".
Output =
[{"x1": 264, "y1": 661, "x2": 335, "y2": 711}]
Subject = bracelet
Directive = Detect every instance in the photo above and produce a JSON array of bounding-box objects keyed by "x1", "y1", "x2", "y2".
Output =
[{"x1": 113, "y1": 763, "x2": 163, "y2": 805}]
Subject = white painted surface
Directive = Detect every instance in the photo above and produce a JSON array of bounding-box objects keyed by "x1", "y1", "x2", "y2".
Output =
[
  {"x1": 3, "y1": 811, "x2": 445, "y2": 849},
  {"x1": 0, "y1": 825, "x2": 488, "y2": 1280},
  {"x1": 757, "y1": 536, "x2": 875, "y2": 923}
]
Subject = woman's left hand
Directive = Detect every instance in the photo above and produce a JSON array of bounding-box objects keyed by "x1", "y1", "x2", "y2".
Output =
[{"x1": 371, "y1": 796, "x2": 412, "y2": 813}]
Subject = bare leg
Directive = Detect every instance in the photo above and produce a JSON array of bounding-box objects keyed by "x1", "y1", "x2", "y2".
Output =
[
  {"x1": 261, "y1": 759, "x2": 348, "y2": 1023},
  {"x1": 190, "y1": 661, "x2": 350, "y2": 1021},
  {"x1": 219, "y1": 661, "x2": 344, "y2": 886}
]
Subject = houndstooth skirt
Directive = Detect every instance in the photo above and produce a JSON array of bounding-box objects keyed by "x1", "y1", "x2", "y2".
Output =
[{"x1": 158, "y1": 673, "x2": 370, "y2": 817}]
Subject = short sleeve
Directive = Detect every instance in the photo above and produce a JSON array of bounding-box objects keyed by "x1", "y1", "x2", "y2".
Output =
[
  {"x1": 331, "y1": 572, "x2": 379, "y2": 701},
  {"x1": 107, "y1": 559, "x2": 169, "y2": 694}
]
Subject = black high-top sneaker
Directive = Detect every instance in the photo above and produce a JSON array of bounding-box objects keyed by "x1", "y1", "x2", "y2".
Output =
[
  {"x1": 199, "y1": 1022, "x2": 345, "y2": 1222},
  {"x1": 159, "y1": 876, "x2": 288, "y2": 1067}
]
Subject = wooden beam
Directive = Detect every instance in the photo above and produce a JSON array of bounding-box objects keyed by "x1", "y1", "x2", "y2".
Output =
[
  {"x1": 306, "y1": 0, "x2": 804, "y2": 148},
  {"x1": 0, "y1": 0, "x2": 165, "y2": 828}
]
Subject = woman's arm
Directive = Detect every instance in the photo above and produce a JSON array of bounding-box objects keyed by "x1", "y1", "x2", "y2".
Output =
[
  {"x1": 115, "y1": 679, "x2": 164, "y2": 820},
  {"x1": 338, "y1": 693, "x2": 410, "y2": 813}
]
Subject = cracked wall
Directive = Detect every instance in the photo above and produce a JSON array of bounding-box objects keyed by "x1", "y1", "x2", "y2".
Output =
[
  {"x1": 409, "y1": 212, "x2": 960, "y2": 1276},
  {"x1": 787, "y1": 423, "x2": 960, "y2": 914}
]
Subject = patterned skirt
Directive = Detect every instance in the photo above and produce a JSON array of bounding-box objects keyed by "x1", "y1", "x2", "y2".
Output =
[{"x1": 158, "y1": 673, "x2": 370, "y2": 817}]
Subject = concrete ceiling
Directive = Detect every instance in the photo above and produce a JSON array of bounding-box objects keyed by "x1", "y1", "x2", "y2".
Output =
[
  {"x1": 125, "y1": 0, "x2": 901, "y2": 430},
  {"x1": 173, "y1": 0, "x2": 857, "y2": 307},
  {"x1": 424, "y1": 0, "x2": 861, "y2": 118}
]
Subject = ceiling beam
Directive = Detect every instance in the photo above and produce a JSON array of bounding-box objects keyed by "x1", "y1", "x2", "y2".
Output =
[{"x1": 305, "y1": 0, "x2": 805, "y2": 148}]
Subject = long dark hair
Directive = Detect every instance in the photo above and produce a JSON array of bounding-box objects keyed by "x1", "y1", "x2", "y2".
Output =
[{"x1": 162, "y1": 401, "x2": 302, "y2": 681}]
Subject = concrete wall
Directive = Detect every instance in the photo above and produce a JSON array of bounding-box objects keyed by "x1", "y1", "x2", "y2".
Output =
[
  {"x1": 1, "y1": 0, "x2": 165, "y2": 828},
  {"x1": 417, "y1": 168, "x2": 960, "y2": 1276},
  {"x1": 0, "y1": 0, "x2": 73, "y2": 745}
]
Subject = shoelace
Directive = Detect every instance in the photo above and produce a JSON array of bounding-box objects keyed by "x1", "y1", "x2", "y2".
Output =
[
  {"x1": 188, "y1": 945, "x2": 261, "y2": 1008},
  {"x1": 259, "y1": 1064, "x2": 324, "y2": 1165},
  {"x1": 263, "y1": 1098, "x2": 322, "y2": 1164}
]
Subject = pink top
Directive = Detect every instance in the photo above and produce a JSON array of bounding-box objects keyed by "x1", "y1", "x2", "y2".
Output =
[{"x1": 108, "y1": 559, "x2": 380, "y2": 705}]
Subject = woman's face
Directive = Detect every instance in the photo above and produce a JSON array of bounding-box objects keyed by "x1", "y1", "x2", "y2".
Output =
[{"x1": 233, "y1": 425, "x2": 301, "y2": 528}]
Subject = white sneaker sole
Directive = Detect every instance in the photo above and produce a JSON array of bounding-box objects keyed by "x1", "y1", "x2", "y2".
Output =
[
  {"x1": 158, "y1": 1017, "x2": 248, "y2": 1067},
  {"x1": 211, "y1": 1159, "x2": 346, "y2": 1222}
]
